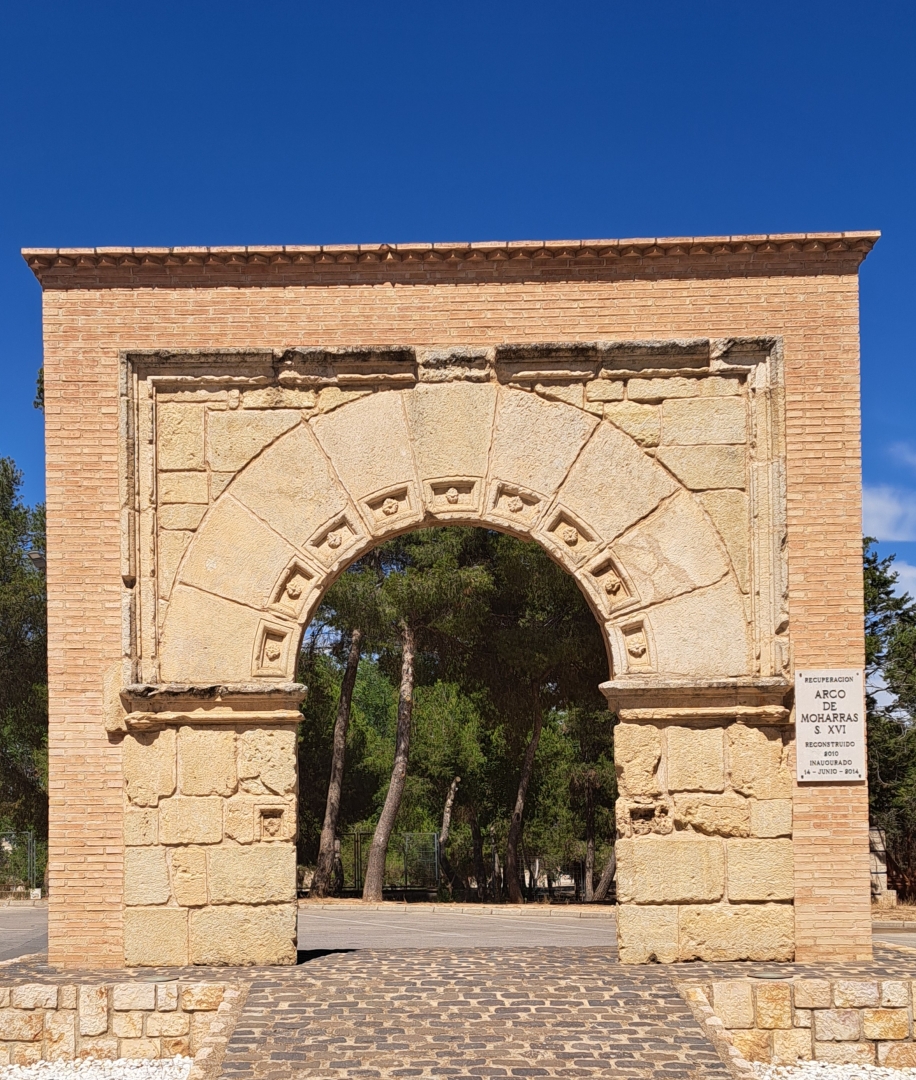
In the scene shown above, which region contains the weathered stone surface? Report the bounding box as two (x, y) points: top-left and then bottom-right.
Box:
(727, 839), (794, 902)
(772, 1029), (813, 1063)
(158, 503), (208, 531)
(880, 980), (909, 1007)
(603, 401), (659, 446)
(406, 381), (497, 481)
(178, 727), (237, 797)
(646, 579), (750, 677)
(674, 794), (750, 837)
(729, 1029), (772, 1062)
(78, 985), (109, 1037)
(678, 903), (794, 962)
(118, 1037), (161, 1060)
(208, 844), (296, 904)
(44, 1010), (76, 1059)
(697, 489), (749, 591)
(157, 529), (194, 598)
(585, 379), (625, 402)
(793, 979), (831, 1009)
(206, 409), (300, 473)
(227, 424), (350, 551)
(162, 1036), (192, 1058)
(159, 586), (264, 683)
(123, 907), (189, 967)
(123, 730), (176, 808)
(124, 806), (158, 846)
(655, 445), (746, 490)
(616, 838), (724, 903)
(615, 903), (678, 963)
(112, 1011), (144, 1038)
(158, 403), (206, 471)
(189, 903), (297, 965)
(879, 1042), (916, 1067)
(170, 847), (208, 907)
(9, 1044), (42, 1066)
(0, 1009), (43, 1041)
(535, 382), (584, 408)
(755, 982), (792, 1028)
(661, 396), (747, 446)
(77, 1037), (118, 1060)
(157, 983), (178, 1011)
(728, 725), (792, 799)
(158, 470), (208, 505)
(59, 987), (76, 1010)
(814, 1041), (874, 1065)
(159, 795), (223, 845)
(112, 983), (156, 1011)
(10, 984), (57, 1009)
(814, 1009), (861, 1041)
(749, 799), (792, 838)
(224, 795), (294, 844)
(146, 1011), (191, 1037)
(666, 726), (725, 792)
(834, 980), (879, 1007)
(710, 981), (753, 1028)
(558, 420), (677, 543)
(180, 984), (225, 1011)
(795, 1009), (812, 1028)
(237, 727), (297, 795)
(863, 1009), (909, 1040)
(627, 375), (742, 401)
(124, 847), (171, 906)
(614, 723), (662, 797)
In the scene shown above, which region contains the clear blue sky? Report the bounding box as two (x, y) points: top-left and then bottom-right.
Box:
(2, 3), (915, 587)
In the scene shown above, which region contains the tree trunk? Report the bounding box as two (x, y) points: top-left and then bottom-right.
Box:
(438, 776), (461, 896)
(505, 701), (545, 903)
(584, 791), (596, 902)
(592, 846), (616, 902)
(470, 811), (487, 901)
(362, 623), (415, 901)
(311, 628), (362, 898)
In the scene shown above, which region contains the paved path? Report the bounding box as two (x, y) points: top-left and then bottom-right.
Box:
(220, 948), (731, 1080)
(0, 904), (47, 962)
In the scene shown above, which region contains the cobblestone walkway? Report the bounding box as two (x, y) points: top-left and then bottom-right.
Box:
(219, 948), (732, 1080)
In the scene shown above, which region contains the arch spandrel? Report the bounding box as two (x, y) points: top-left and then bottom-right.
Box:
(145, 342), (782, 687)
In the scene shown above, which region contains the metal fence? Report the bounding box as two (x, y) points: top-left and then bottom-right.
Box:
(0, 831), (37, 896)
(341, 832), (439, 893)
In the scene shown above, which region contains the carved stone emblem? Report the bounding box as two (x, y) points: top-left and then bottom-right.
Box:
(561, 525), (579, 546)
(327, 530), (343, 549)
(286, 582), (302, 600)
(445, 487), (460, 504)
(265, 642), (282, 663)
(604, 572), (623, 596)
(507, 495), (524, 513)
(381, 498), (400, 516)
(627, 635), (647, 658)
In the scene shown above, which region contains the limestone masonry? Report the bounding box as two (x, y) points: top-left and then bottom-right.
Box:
(24, 233), (877, 967)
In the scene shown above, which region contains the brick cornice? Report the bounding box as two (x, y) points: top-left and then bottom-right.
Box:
(21, 232), (879, 286)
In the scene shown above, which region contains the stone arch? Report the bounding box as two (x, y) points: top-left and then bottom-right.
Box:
(157, 381), (751, 685)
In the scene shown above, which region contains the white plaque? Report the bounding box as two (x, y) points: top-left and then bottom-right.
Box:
(795, 669), (865, 782)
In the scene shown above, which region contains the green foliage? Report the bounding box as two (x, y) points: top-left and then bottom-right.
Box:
(0, 459), (48, 835)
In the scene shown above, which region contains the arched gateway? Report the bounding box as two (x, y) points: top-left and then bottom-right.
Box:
(25, 233), (877, 968)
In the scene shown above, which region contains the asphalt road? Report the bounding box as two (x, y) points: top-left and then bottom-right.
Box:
(0, 905), (48, 962)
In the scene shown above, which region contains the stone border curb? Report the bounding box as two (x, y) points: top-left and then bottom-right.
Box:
(678, 983), (757, 1080)
(186, 981), (249, 1080)
(874, 922), (916, 931)
(297, 901), (618, 918)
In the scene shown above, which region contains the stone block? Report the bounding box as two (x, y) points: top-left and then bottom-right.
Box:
(644, 578), (750, 678)
(208, 844), (296, 904)
(585, 379), (625, 402)
(710, 981), (753, 1028)
(146, 1011), (190, 1037)
(406, 381), (497, 481)
(678, 903), (794, 962)
(0, 1009), (44, 1041)
(157, 529), (194, 598)
(9, 1044), (42, 1065)
(879, 1042), (916, 1067)
(673, 794), (750, 837)
(170, 847), (208, 907)
(156, 983), (178, 1012)
(112, 1011), (144, 1038)
(833, 980), (879, 1007)
(755, 982), (792, 1028)
(794, 1010), (812, 1028)
(603, 401), (659, 446)
(863, 1009), (909, 1040)
(772, 1028), (813, 1063)
(162, 1037), (192, 1057)
(158, 504), (208, 531)
(627, 376), (742, 402)
(112, 984), (156, 1011)
(793, 979), (831, 1009)
(666, 727), (725, 792)
(78, 1037), (118, 1059)
(814, 1042), (875, 1065)
(159, 796), (223, 845)
(59, 986), (76, 1009)
(180, 984), (225, 1011)
(616, 904), (678, 964)
(178, 728), (237, 797)
(697, 489), (749, 591)
(729, 1029), (771, 1062)
(814, 1009), (861, 1041)
(189, 1011), (217, 1053)
(158, 471), (208, 505)
(206, 409), (300, 473)
(880, 981), (909, 1007)
(661, 396), (747, 445)
(237, 727), (297, 796)
(10, 984), (57, 1009)
(749, 800), (792, 838)
(123, 907), (189, 967)
(119, 1037), (161, 1059)
(123, 730), (176, 808)
(224, 796), (294, 844)
(124, 847), (171, 906)
(616, 838), (724, 903)
(78, 985), (109, 1037)
(654, 445), (746, 490)
(614, 724), (661, 797)
(45, 1011), (76, 1059)
(158, 403), (205, 471)
(124, 806), (158, 846)
(189, 903), (297, 965)
(0, 989), (7, 1007)
(158, 586), (264, 683)
(727, 839), (794, 902)
(728, 725), (792, 799)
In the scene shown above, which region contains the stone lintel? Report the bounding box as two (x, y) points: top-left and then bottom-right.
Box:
(601, 677), (792, 719)
(119, 683), (306, 731)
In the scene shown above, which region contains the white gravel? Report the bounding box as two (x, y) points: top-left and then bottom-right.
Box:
(754, 1063), (916, 1080)
(0, 1058), (191, 1080)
